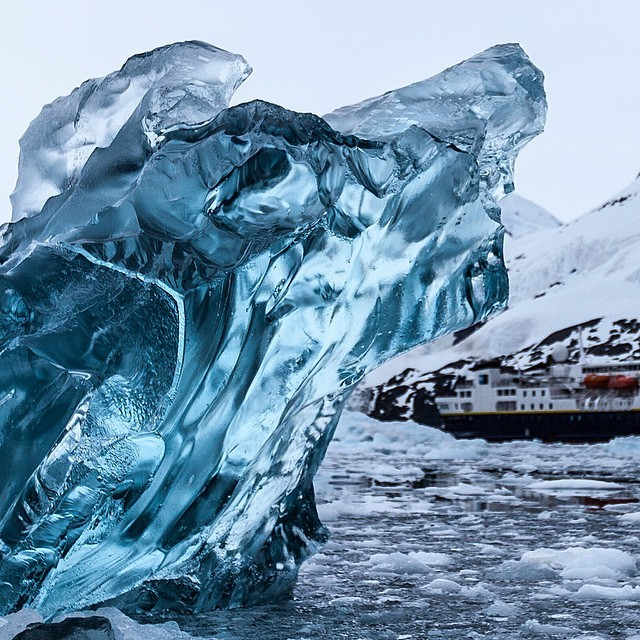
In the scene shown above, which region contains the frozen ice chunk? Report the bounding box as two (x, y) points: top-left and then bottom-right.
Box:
(366, 551), (451, 574)
(0, 41), (545, 617)
(325, 43), (546, 203)
(621, 512), (640, 524)
(521, 619), (579, 636)
(574, 584), (640, 601)
(520, 547), (637, 580)
(423, 578), (463, 593)
(0, 609), (43, 638)
(527, 479), (625, 492)
(0, 607), (202, 639)
(486, 560), (559, 582)
(10, 41), (251, 222)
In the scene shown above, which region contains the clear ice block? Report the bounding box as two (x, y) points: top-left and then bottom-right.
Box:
(0, 41), (545, 617)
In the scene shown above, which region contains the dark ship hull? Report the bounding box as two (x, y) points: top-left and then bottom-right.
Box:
(441, 409), (640, 443)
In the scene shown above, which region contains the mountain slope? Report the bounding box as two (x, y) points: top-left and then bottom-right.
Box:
(500, 192), (561, 239)
(358, 179), (640, 421)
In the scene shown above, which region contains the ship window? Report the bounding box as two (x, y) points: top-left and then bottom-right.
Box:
(461, 402), (472, 412)
(550, 403), (553, 409)
(530, 404), (535, 410)
(540, 403), (544, 410)
(511, 389), (517, 396)
(479, 374), (488, 385)
(541, 390), (545, 396)
(439, 403), (450, 411)
(532, 390), (536, 397)
(521, 404), (525, 410)
(496, 401), (517, 411)
(497, 389), (502, 396)
(524, 391), (527, 397)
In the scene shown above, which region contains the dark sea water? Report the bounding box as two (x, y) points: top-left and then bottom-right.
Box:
(175, 413), (640, 640)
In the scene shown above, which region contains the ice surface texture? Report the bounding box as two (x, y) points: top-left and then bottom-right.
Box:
(0, 41), (545, 617)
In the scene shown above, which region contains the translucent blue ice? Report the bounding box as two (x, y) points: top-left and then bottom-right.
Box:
(0, 41), (545, 617)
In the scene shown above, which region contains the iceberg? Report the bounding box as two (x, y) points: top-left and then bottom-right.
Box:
(0, 41), (545, 617)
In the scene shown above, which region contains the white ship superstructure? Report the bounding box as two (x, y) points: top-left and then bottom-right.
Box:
(436, 361), (640, 416)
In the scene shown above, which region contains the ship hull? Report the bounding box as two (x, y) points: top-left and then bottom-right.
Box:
(439, 410), (640, 443)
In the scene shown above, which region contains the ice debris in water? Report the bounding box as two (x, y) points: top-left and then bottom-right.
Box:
(0, 607), (203, 639)
(0, 40), (545, 617)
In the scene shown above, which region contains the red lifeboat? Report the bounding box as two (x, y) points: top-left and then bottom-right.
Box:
(609, 375), (639, 391)
(583, 373), (610, 389)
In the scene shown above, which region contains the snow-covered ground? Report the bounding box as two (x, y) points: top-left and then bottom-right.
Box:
(4, 411), (640, 639)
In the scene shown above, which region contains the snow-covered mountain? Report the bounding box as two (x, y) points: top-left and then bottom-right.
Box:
(357, 177), (640, 422)
(500, 192), (561, 239)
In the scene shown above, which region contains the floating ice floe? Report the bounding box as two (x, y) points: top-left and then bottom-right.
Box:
(366, 551), (452, 575)
(526, 479), (625, 492)
(520, 547), (637, 580)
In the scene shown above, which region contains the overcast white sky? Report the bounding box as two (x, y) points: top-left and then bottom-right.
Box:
(1, 0), (639, 223)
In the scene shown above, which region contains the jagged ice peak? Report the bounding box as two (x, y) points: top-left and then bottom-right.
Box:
(0, 41), (545, 617)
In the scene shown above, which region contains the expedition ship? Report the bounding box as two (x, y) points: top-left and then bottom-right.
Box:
(435, 360), (640, 442)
